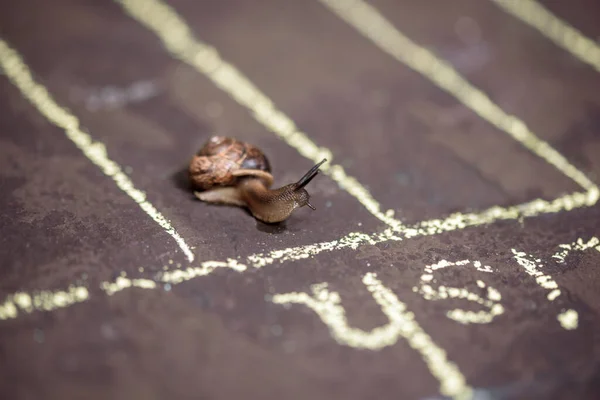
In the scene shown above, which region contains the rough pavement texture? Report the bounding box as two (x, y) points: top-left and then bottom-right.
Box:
(1, 1), (600, 399)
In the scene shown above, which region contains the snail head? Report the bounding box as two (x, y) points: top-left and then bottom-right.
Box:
(290, 158), (327, 210)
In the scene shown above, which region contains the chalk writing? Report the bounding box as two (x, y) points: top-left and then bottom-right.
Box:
(413, 260), (504, 325)
(273, 273), (472, 400)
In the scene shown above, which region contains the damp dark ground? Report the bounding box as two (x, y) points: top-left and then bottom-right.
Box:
(1, 1), (600, 399)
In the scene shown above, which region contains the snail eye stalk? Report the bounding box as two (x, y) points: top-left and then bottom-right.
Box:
(294, 158), (327, 190)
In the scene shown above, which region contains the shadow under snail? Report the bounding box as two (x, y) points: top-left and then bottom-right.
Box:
(188, 136), (327, 223)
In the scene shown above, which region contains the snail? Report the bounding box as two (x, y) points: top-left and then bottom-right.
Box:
(188, 136), (327, 223)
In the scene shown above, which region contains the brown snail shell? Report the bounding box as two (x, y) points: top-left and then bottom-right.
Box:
(189, 136), (273, 190)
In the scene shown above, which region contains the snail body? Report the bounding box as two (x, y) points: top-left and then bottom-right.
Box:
(189, 136), (326, 223)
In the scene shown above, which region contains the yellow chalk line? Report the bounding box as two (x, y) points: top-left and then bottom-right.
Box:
(2, 3), (595, 394)
(0, 286), (89, 320)
(10, 234), (597, 322)
(104, 258), (248, 296)
(491, 0), (600, 74)
(118, 196), (588, 281)
(273, 273), (472, 399)
(245, 189), (597, 268)
(113, 0), (599, 266)
(101, 276), (158, 295)
(114, 0), (405, 232)
(0, 258), (248, 319)
(318, 0), (598, 195)
(2, 189), (592, 321)
(557, 309), (578, 331)
(0, 38), (195, 262)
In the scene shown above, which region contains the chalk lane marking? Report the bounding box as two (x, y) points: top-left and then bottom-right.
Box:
(114, 0), (405, 232)
(491, 0), (600, 74)
(7, 235), (597, 322)
(111, 0), (599, 267)
(0, 286), (89, 320)
(2, 22), (596, 334)
(272, 273), (472, 400)
(2, 2), (598, 396)
(243, 190), (598, 269)
(317, 0), (597, 197)
(2, 197), (595, 319)
(0, 38), (195, 262)
(133, 189), (599, 286)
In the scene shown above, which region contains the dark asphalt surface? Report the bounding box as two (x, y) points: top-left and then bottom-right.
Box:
(1, 1), (600, 399)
